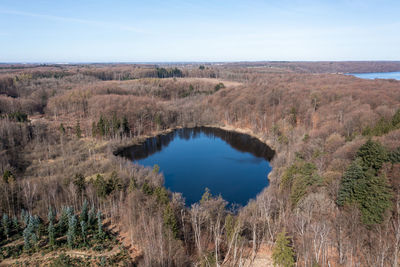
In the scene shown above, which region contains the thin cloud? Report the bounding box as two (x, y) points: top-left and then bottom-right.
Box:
(0, 8), (144, 33)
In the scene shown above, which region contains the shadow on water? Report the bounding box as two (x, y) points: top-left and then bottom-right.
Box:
(116, 127), (275, 162)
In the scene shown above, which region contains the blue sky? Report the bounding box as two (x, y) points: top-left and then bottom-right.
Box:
(0, 0), (399, 62)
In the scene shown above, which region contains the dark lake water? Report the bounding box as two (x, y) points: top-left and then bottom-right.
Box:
(118, 127), (274, 206)
(348, 71), (400, 80)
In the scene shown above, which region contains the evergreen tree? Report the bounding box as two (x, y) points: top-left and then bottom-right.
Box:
(97, 211), (104, 240)
(30, 232), (38, 251)
(59, 123), (66, 135)
(356, 139), (388, 172)
(111, 113), (121, 136)
(128, 176), (137, 192)
(155, 186), (169, 205)
(67, 214), (77, 248)
(337, 159), (392, 225)
(23, 216), (34, 251)
(200, 187), (212, 204)
(58, 207), (69, 235)
(107, 171), (122, 194)
(142, 182), (153, 195)
(73, 173), (86, 197)
(214, 82), (225, 92)
(272, 229), (295, 267)
(153, 164), (160, 174)
(355, 172), (392, 225)
(48, 220), (55, 247)
(75, 121), (82, 138)
(2, 214), (10, 239)
(48, 207), (56, 246)
(392, 109), (400, 127)
(21, 209), (29, 227)
(88, 205), (96, 228)
(122, 116), (130, 135)
(94, 174), (107, 198)
(97, 116), (106, 137)
(48, 207), (56, 223)
(389, 147), (400, 164)
(154, 113), (162, 129)
(12, 216), (19, 233)
(163, 204), (178, 238)
(91, 121), (97, 137)
(23, 226), (31, 251)
(31, 215), (41, 244)
(80, 220), (87, 244)
(337, 159), (365, 206)
(2, 170), (13, 184)
(80, 199), (89, 223)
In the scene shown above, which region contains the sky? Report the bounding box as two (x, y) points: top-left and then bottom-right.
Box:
(0, 0), (399, 62)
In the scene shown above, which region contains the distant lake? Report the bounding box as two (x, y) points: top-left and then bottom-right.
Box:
(118, 127), (274, 206)
(348, 72), (400, 80)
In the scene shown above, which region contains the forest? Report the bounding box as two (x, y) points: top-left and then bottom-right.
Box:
(1, 62), (400, 266)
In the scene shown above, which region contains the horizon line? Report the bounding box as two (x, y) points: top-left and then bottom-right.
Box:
(2, 60), (400, 65)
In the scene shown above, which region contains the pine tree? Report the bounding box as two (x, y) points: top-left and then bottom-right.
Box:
(21, 209), (29, 227)
(23, 216), (34, 251)
(94, 174), (107, 198)
(2, 214), (10, 239)
(80, 199), (88, 223)
(23, 226), (31, 251)
(97, 116), (106, 137)
(337, 159), (393, 225)
(337, 159), (365, 206)
(389, 147), (400, 164)
(48, 221), (55, 247)
(48, 207), (56, 246)
(31, 215), (41, 247)
(80, 220), (87, 244)
(128, 176), (137, 192)
(73, 173), (86, 197)
(392, 109), (400, 127)
(200, 187), (212, 204)
(111, 113), (121, 137)
(48, 207), (56, 224)
(163, 204), (178, 238)
(355, 171), (392, 225)
(97, 211), (104, 240)
(107, 171), (122, 194)
(88, 205), (96, 228)
(12, 216), (19, 233)
(67, 214), (77, 248)
(272, 229), (295, 267)
(356, 139), (388, 172)
(122, 116), (130, 135)
(58, 207), (70, 235)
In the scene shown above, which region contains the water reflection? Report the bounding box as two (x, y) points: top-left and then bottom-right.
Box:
(117, 127), (275, 162)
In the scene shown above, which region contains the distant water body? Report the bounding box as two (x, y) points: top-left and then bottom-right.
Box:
(348, 72), (400, 80)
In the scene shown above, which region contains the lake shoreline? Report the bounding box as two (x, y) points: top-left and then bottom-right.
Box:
(114, 124), (276, 160)
(114, 125), (276, 205)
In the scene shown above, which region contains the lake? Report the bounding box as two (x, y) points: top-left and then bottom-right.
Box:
(348, 71), (400, 80)
(118, 127), (274, 206)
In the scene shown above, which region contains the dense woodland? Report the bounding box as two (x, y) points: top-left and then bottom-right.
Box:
(1, 62), (400, 266)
